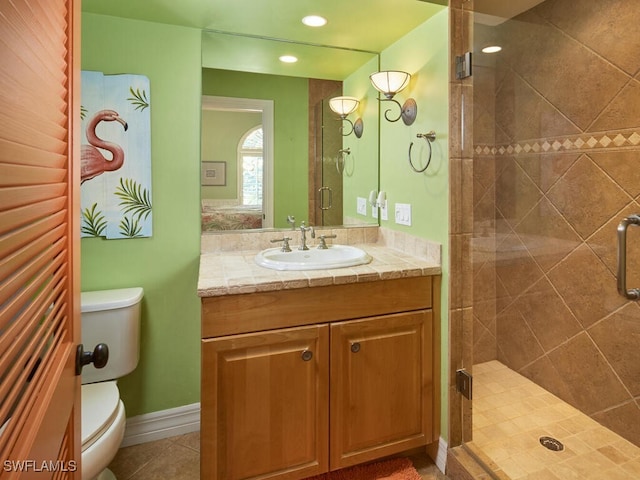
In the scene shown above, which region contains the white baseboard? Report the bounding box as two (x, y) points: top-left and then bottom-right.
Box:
(121, 403), (200, 447)
(435, 437), (448, 473)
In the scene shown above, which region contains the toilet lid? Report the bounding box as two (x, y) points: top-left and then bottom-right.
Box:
(81, 381), (120, 447)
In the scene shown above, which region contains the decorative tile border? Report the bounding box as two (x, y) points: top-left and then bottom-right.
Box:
(475, 130), (640, 156)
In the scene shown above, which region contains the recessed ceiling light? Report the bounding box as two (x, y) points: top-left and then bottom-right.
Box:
(302, 15), (327, 27)
(279, 55), (298, 63)
(482, 45), (502, 53)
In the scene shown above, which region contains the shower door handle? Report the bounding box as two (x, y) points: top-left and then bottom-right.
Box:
(616, 215), (640, 300)
(318, 186), (332, 210)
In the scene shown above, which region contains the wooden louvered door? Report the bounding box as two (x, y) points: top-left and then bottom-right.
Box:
(0, 0), (81, 478)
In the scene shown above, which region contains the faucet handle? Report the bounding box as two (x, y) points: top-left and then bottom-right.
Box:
(270, 236), (292, 252)
(317, 234), (337, 249)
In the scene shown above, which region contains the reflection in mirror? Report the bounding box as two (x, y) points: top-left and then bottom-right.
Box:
(311, 82), (343, 227)
(201, 95), (274, 231)
(201, 30), (379, 233)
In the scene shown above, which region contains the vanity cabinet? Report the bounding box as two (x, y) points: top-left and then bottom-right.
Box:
(201, 276), (439, 480)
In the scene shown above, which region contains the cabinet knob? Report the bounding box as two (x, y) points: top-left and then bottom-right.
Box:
(301, 350), (313, 361)
(350, 342), (361, 353)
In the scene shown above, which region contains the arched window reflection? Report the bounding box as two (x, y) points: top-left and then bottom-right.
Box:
(238, 126), (263, 206)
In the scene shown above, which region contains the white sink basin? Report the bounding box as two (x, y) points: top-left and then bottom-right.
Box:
(255, 244), (372, 271)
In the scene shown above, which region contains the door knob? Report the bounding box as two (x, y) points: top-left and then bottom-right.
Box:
(75, 343), (109, 375)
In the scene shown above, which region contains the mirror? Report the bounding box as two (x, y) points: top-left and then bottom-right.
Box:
(200, 30), (379, 232)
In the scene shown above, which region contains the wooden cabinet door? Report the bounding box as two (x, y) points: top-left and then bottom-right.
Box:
(201, 325), (329, 480)
(330, 311), (433, 470)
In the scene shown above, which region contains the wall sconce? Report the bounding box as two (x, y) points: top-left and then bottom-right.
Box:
(329, 96), (363, 138)
(369, 70), (417, 125)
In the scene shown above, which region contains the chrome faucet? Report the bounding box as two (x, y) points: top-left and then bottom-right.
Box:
(299, 221), (315, 250)
(286, 215), (296, 230)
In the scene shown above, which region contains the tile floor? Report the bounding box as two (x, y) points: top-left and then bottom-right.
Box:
(108, 431), (448, 480)
(108, 432), (200, 480)
(469, 361), (640, 479)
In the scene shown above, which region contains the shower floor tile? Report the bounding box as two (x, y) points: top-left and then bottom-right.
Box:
(469, 361), (640, 480)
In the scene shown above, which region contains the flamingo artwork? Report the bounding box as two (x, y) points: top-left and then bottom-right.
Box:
(81, 109), (128, 184)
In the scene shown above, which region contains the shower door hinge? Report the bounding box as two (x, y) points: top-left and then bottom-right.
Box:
(456, 369), (473, 400)
(456, 52), (472, 79)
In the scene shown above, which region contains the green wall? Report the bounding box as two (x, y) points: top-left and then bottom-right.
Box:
(81, 13), (203, 416)
(201, 110), (262, 200)
(378, 8), (450, 439)
(202, 69), (308, 228)
(342, 56), (380, 222)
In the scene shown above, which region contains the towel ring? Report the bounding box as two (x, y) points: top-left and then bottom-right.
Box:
(408, 131), (436, 173)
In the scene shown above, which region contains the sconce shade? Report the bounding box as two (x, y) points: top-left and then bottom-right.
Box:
(370, 71), (411, 99)
(329, 96), (359, 117)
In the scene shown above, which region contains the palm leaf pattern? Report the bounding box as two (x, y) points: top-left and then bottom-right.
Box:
(80, 105), (87, 120)
(115, 178), (152, 221)
(81, 203), (107, 237)
(127, 86), (149, 111)
(119, 216), (143, 238)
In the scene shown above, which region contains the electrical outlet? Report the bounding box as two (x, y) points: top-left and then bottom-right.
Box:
(394, 203), (411, 226)
(357, 197), (367, 216)
(372, 204), (378, 219)
(380, 199), (388, 221)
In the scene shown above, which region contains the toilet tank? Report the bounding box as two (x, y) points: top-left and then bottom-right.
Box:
(81, 287), (143, 385)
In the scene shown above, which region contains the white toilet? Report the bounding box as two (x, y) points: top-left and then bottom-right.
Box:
(80, 287), (144, 480)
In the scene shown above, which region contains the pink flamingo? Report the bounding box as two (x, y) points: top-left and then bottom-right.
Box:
(81, 109), (128, 183)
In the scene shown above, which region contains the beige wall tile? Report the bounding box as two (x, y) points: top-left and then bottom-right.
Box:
(547, 333), (629, 415)
(547, 245), (626, 328)
(546, 155), (631, 239)
(588, 303), (640, 397)
(512, 277), (581, 351)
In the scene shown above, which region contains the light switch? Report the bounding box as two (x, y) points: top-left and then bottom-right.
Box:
(380, 200), (388, 221)
(394, 203), (411, 226)
(357, 197), (367, 216)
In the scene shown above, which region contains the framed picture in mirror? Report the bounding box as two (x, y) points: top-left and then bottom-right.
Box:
(202, 161), (226, 186)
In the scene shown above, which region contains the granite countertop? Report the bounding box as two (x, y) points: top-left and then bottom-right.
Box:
(198, 228), (441, 297)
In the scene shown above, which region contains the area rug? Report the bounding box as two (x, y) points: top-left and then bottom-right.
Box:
(304, 457), (422, 480)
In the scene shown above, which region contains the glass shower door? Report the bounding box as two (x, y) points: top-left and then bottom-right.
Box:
(458, 0), (640, 477)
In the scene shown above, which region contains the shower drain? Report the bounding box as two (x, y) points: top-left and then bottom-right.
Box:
(539, 436), (564, 451)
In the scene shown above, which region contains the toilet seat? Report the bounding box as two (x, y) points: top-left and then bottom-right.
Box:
(81, 381), (126, 480)
(82, 381), (121, 449)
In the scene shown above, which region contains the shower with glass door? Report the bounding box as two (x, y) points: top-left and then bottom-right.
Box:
(450, 0), (640, 477)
